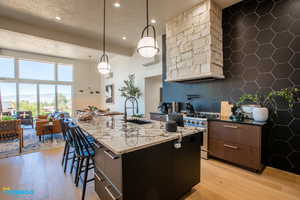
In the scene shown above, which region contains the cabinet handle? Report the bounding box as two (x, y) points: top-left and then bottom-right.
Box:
(224, 144), (238, 150)
(104, 150), (119, 160)
(95, 173), (104, 182)
(223, 125), (238, 129)
(105, 185), (120, 200)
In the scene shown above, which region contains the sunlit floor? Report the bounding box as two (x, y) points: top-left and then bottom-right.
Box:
(0, 147), (299, 200)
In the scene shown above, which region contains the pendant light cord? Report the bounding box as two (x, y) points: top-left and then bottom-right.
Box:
(146, 0), (149, 36)
(103, 0), (106, 56)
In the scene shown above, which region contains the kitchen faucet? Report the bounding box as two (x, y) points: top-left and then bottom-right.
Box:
(124, 96), (139, 122)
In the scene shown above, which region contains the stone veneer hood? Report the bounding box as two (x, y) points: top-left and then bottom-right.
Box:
(166, 0), (224, 81)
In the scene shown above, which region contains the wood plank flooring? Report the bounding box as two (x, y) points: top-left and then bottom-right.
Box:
(0, 147), (299, 200)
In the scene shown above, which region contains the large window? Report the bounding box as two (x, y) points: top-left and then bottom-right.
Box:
(19, 60), (55, 80)
(0, 57), (15, 78)
(58, 64), (73, 82)
(19, 84), (38, 116)
(0, 56), (73, 116)
(57, 85), (72, 114)
(40, 84), (56, 115)
(0, 82), (17, 114)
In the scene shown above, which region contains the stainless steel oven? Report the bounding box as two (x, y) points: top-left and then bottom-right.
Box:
(183, 112), (220, 160)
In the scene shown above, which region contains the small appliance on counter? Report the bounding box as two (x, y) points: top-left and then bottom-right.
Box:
(157, 102), (172, 114)
(165, 120), (177, 132)
(172, 102), (182, 113)
(168, 113), (184, 127)
(185, 102), (195, 116)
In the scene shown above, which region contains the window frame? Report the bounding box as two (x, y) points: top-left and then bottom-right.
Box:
(0, 56), (74, 116)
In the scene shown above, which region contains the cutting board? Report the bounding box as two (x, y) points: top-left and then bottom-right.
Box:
(221, 101), (233, 117)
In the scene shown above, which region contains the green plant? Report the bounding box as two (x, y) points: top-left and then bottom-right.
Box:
(237, 88), (300, 110)
(1, 116), (15, 121)
(88, 106), (98, 111)
(119, 74), (142, 99)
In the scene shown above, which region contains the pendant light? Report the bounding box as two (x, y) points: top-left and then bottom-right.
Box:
(137, 0), (160, 58)
(98, 0), (110, 74)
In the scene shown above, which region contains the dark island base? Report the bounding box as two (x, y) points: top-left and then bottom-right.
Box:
(95, 132), (202, 200)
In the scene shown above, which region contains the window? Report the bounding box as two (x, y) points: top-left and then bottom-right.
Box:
(0, 55), (74, 115)
(0, 82), (17, 114)
(19, 60), (55, 80)
(58, 64), (73, 82)
(39, 84), (56, 115)
(0, 57), (15, 78)
(19, 84), (38, 116)
(57, 85), (72, 114)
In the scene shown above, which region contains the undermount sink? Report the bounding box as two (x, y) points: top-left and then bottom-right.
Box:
(126, 119), (152, 125)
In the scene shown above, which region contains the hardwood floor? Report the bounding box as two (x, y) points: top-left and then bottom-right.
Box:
(0, 147), (299, 200)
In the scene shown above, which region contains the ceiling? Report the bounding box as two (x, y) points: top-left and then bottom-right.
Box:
(0, 0), (241, 59)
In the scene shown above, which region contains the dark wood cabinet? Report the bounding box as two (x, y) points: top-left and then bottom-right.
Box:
(94, 132), (202, 200)
(208, 121), (267, 172)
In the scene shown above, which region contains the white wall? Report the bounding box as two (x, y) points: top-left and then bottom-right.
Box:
(145, 75), (162, 118)
(104, 37), (163, 115)
(0, 49), (104, 112)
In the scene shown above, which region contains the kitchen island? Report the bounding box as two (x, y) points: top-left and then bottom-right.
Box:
(78, 116), (203, 200)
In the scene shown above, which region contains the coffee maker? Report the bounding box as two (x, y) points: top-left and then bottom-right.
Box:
(158, 102), (172, 114)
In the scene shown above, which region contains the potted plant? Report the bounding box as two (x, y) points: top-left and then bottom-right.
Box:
(119, 74), (142, 99)
(237, 88), (299, 122)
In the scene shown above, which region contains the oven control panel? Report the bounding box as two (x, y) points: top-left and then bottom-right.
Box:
(183, 117), (208, 128)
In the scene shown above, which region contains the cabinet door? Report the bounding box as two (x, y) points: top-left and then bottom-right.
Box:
(172, 133), (201, 199)
(209, 121), (261, 147)
(222, 142), (260, 170)
(103, 149), (123, 192)
(209, 138), (225, 158)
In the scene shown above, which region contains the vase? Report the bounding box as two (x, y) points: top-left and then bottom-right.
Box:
(252, 107), (268, 122)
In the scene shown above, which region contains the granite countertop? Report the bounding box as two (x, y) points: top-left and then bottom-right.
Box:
(78, 116), (203, 155)
(209, 116), (267, 126)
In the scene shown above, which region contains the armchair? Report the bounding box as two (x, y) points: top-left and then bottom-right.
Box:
(0, 120), (24, 153)
(35, 117), (62, 139)
(16, 111), (34, 128)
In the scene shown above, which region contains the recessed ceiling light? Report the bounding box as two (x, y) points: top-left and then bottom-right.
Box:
(113, 2), (121, 7)
(122, 36), (127, 40)
(151, 19), (156, 24)
(55, 16), (61, 21)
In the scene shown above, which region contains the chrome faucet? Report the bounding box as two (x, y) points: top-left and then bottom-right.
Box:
(124, 96), (139, 122)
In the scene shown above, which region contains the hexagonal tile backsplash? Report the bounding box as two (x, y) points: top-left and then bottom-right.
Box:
(163, 0), (300, 174)
(222, 0), (300, 174)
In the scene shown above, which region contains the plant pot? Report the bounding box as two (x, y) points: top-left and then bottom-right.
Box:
(241, 104), (260, 118)
(252, 107), (268, 122)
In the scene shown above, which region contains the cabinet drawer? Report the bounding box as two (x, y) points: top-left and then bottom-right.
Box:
(95, 170), (122, 200)
(103, 149), (123, 192)
(209, 139), (261, 170)
(208, 121), (261, 147)
(95, 147), (105, 172)
(209, 139), (225, 158)
(223, 142), (260, 170)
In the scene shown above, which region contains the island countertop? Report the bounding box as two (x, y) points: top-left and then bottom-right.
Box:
(77, 116), (203, 155)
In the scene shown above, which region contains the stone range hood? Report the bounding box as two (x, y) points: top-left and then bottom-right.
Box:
(165, 0), (224, 82)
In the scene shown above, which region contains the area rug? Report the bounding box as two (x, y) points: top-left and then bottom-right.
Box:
(0, 125), (65, 159)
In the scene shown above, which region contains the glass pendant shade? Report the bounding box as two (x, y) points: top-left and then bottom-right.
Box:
(137, 36), (159, 58)
(137, 0), (159, 58)
(97, 61), (110, 74)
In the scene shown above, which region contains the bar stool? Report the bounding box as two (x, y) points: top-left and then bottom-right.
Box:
(67, 123), (95, 200)
(60, 118), (71, 167)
